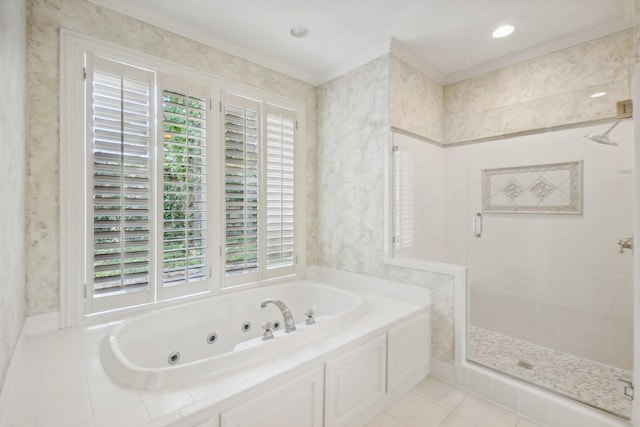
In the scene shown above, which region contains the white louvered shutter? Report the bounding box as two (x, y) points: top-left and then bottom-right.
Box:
(89, 56), (155, 311)
(264, 106), (295, 278)
(161, 83), (208, 290)
(223, 94), (261, 283)
(393, 143), (414, 257)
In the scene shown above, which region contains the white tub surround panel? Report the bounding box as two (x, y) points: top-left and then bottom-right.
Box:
(0, 270), (430, 427)
(27, 0), (318, 316)
(0, 0), (27, 396)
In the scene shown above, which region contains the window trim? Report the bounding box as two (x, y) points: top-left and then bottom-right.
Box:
(60, 29), (306, 327)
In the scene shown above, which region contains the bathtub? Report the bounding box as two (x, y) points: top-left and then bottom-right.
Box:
(101, 280), (366, 390)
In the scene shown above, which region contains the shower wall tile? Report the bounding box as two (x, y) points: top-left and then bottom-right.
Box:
(470, 288), (634, 370)
(317, 55), (456, 363)
(444, 30), (633, 143)
(26, 0), (318, 314)
(389, 55), (444, 142)
(0, 0), (27, 393)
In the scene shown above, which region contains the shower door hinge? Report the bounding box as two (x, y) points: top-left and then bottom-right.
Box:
(618, 379), (634, 400)
(83, 67), (87, 81)
(83, 283), (87, 298)
(392, 145), (399, 153)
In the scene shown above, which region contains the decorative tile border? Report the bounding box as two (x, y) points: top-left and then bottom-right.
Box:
(482, 161), (583, 214)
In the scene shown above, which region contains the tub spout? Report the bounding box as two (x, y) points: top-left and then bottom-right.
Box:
(260, 298), (296, 333)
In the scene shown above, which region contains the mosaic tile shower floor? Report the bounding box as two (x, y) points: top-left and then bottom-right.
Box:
(468, 326), (632, 420)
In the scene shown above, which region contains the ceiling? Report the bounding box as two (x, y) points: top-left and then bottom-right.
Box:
(88, 0), (633, 86)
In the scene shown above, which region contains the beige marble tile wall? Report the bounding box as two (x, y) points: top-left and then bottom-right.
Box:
(317, 55), (455, 363)
(443, 30), (634, 144)
(25, 0), (318, 315)
(0, 0), (27, 391)
(389, 55), (444, 142)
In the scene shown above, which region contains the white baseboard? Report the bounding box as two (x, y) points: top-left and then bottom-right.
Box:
(0, 311), (59, 425)
(0, 323), (25, 426)
(24, 311), (59, 335)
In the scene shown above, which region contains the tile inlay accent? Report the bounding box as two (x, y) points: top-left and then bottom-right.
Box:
(503, 181), (524, 199)
(482, 161), (583, 214)
(529, 178), (556, 199)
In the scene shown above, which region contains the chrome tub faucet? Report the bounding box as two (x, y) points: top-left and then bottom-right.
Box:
(260, 298), (297, 333)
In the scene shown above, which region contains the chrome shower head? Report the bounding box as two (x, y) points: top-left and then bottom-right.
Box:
(585, 120), (621, 146)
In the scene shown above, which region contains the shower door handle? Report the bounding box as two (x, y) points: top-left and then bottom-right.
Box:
(473, 213), (482, 238)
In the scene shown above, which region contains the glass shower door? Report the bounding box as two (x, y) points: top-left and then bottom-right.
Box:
(465, 120), (634, 419)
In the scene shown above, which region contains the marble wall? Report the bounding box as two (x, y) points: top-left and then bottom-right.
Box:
(389, 55), (443, 142)
(636, 0), (640, 62)
(444, 30), (634, 143)
(317, 56), (455, 362)
(0, 0), (27, 391)
(25, 0), (317, 314)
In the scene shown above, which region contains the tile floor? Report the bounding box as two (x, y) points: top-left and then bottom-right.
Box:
(365, 377), (544, 427)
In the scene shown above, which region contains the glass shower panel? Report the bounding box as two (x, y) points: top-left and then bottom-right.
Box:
(391, 132), (447, 263)
(465, 120), (634, 419)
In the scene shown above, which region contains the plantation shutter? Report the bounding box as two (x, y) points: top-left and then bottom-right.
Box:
(264, 106), (295, 277)
(223, 94), (261, 281)
(393, 143), (414, 258)
(89, 56), (154, 307)
(162, 83), (208, 288)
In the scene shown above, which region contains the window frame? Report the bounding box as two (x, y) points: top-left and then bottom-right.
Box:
(60, 30), (306, 327)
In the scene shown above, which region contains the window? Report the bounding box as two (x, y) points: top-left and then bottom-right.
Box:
(60, 32), (305, 323)
(88, 57), (156, 313)
(161, 82), (208, 292)
(223, 93), (296, 286)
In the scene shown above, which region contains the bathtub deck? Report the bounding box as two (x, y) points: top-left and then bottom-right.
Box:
(0, 286), (429, 426)
(467, 325), (632, 420)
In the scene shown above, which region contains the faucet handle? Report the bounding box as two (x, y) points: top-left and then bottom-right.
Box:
(618, 237), (633, 253)
(261, 322), (274, 341)
(304, 309), (315, 325)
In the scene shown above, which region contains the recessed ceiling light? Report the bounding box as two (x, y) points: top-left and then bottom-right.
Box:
(590, 91), (607, 98)
(492, 25), (514, 39)
(290, 25), (308, 38)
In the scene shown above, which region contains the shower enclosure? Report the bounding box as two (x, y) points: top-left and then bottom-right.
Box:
(391, 118), (634, 419)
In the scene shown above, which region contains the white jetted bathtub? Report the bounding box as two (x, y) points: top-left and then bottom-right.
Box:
(101, 280), (367, 390)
